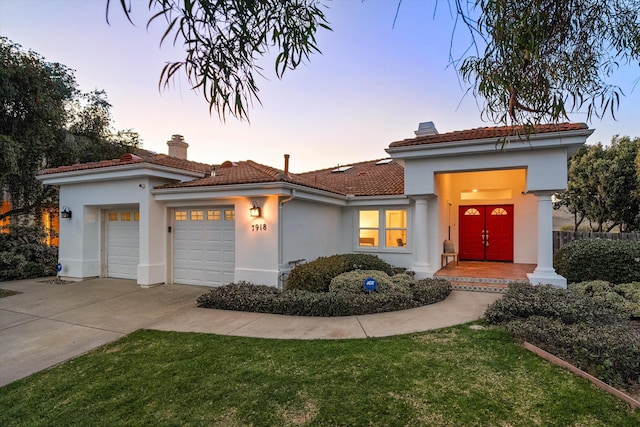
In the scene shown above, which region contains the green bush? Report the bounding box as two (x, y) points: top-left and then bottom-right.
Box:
(410, 278), (452, 305)
(569, 280), (638, 318)
(506, 316), (640, 388)
(484, 283), (628, 325)
(391, 273), (414, 288)
(197, 278), (452, 317)
(614, 282), (640, 318)
(0, 222), (58, 280)
(553, 239), (640, 284)
(329, 270), (409, 294)
(287, 254), (394, 292)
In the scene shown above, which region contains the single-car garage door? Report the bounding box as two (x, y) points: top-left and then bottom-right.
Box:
(173, 208), (235, 286)
(106, 210), (139, 279)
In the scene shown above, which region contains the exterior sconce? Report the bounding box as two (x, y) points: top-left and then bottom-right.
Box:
(249, 202), (261, 218)
(61, 206), (72, 219)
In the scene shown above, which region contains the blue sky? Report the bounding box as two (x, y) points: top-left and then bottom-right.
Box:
(1, 0), (639, 172)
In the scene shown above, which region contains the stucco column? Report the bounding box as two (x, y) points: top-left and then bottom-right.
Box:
(527, 191), (567, 287)
(412, 197), (432, 279)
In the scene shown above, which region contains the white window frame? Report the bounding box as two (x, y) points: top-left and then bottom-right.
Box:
(357, 208), (409, 250)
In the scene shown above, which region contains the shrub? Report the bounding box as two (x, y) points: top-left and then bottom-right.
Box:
(0, 222), (58, 280)
(287, 254), (393, 292)
(484, 283), (628, 325)
(391, 273), (414, 288)
(569, 280), (636, 318)
(410, 278), (452, 305)
(198, 278), (452, 316)
(615, 282), (640, 318)
(329, 270), (409, 294)
(553, 239), (640, 284)
(506, 316), (640, 388)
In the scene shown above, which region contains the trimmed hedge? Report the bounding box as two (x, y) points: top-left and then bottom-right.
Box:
(329, 270), (410, 295)
(569, 280), (640, 319)
(506, 317), (640, 388)
(287, 254), (394, 292)
(485, 283), (640, 389)
(197, 278), (451, 317)
(553, 239), (640, 284)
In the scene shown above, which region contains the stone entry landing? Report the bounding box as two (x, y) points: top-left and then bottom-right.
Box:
(435, 261), (535, 293)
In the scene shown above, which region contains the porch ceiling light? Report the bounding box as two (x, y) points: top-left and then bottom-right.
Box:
(249, 201), (261, 218)
(61, 206), (72, 219)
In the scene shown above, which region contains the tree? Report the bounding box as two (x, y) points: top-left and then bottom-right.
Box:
(0, 37), (140, 222)
(108, 0), (640, 125)
(555, 137), (640, 232)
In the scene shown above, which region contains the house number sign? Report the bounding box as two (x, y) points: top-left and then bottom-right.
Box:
(251, 223), (267, 232)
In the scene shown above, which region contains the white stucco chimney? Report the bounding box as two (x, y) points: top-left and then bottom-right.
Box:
(414, 121), (438, 137)
(167, 134), (189, 159)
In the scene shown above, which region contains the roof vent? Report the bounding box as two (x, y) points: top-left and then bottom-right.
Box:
(414, 121), (438, 137)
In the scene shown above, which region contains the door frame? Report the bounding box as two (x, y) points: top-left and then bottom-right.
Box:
(458, 204), (514, 262)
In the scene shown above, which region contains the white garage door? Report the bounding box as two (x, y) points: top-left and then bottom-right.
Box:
(106, 210), (139, 279)
(173, 208), (235, 286)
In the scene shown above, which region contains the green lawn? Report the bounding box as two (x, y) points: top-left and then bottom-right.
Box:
(1, 325), (638, 426)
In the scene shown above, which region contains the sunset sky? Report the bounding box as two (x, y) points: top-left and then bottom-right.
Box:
(2, 0), (639, 172)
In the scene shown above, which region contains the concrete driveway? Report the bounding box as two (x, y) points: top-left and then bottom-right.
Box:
(0, 277), (501, 387)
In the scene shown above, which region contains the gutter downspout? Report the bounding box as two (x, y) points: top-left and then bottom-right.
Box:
(278, 189), (296, 289)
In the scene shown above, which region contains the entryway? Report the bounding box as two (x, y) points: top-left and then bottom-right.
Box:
(459, 205), (514, 262)
(435, 261), (535, 293)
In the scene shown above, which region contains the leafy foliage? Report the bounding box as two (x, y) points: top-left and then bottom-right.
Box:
(459, 0), (640, 127)
(485, 283), (640, 388)
(109, 1), (640, 125)
(555, 137), (640, 232)
(329, 270), (410, 295)
(570, 280), (640, 318)
(286, 253), (394, 292)
(197, 278), (450, 316)
(0, 222), (58, 280)
(553, 239), (640, 284)
(109, 0), (330, 121)
(0, 37), (140, 223)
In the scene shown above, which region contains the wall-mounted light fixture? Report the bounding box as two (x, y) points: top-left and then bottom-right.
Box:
(249, 201), (261, 218)
(61, 206), (72, 219)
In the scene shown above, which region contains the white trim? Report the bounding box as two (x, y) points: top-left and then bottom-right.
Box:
(38, 163), (205, 185)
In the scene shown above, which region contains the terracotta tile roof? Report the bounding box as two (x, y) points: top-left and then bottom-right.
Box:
(299, 159), (404, 196)
(388, 122), (589, 148)
(157, 158), (405, 197)
(42, 150), (212, 175)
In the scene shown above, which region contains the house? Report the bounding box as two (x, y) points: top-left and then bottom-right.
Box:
(0, 194), (59, 246)
(38, 122), (593, 288)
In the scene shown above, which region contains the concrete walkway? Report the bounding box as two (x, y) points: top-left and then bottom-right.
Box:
(0, 278), (501, 387)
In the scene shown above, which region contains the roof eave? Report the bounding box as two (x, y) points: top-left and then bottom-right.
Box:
(37, 162), (206, 185)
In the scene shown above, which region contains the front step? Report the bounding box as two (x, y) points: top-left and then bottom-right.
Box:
(437, 275), (527, 294)
(449, 281), (509, 293)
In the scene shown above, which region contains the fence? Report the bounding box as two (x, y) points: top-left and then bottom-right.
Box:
(553, 231), (640, 254)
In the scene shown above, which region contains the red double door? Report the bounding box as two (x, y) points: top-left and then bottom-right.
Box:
(459, 205), (514, 262)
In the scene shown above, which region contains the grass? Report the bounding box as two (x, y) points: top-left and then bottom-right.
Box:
(0, 288), (19, 298)
(1, 325), (639, 426)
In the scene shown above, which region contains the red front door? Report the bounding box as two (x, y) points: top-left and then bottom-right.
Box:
(459, 205), (514, 262)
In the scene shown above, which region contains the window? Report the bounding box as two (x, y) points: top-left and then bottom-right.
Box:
(207, 210), (221, 221)
(121, 212), (131, 221)
(359, 210), (379, 246)
(491, 207), (508, 216)
(385, 210), (407, 247)
(133, 212), (140, 221)
(464, 208), (480, 216)
(175, 211), (187, 221)
(108, 212), (119, 221)
(190, 210), (203, 220)
(358, 209), (407, 248)
(224, 210), (235, 221)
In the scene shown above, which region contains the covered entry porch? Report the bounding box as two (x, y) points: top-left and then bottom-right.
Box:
(435, 261), (536, 293)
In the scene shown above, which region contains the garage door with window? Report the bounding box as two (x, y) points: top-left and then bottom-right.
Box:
(173, 208), (235, 286)
(106, 210), (140, 279)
